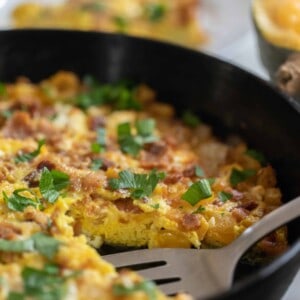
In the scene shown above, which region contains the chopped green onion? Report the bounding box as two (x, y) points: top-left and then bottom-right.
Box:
(192, 206), (206, 214)
(182, 179), (212, 206)
(230, 168), (256, 187)
(195, 166), (205, 177)
(91, 127), (106, 153)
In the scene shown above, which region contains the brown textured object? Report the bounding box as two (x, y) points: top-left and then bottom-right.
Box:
(276, 53), (300, 97)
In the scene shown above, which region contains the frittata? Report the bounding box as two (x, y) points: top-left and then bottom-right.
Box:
(12, 0), (206, 48)
(0, 71), (287, 299)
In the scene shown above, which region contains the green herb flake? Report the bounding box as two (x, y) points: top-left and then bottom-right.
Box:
(90, 158), (103, 170)
(192, 206), (206, 214)
(150, 203), (160, 209)
(7, 292), (24, 300)
(109, 169), (165, 199)
(218, 191), (232, 203)
(91, 127), (106, 153)
(195, 166), (205, 177)
(113, 280), (157, 300)
(20, 264), (67, 300)
(145, 3), (166, 22)
(3, 189), (40, 212)
(39, 168), (70, 203)
(15, 139), (45, 163)
(182, 110), (201, 128)
(181, 179), (212, 206)
(0, 233), (60, 259)
(230, 168), (256, 187)
(0, 82), (6, 96)
(245, 149), (267, 165)
(0, 238), (35, 253)
(31, 233), (61, 260)
(136, 119), (156, 137)
(114, 16), (128, 32)
(76, 77), (141, 111)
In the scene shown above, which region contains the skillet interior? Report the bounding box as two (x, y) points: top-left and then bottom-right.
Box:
(0, 29), (299, 300)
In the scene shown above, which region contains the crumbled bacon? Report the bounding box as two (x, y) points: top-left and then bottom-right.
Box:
(0, 222), (21, 240)
(144, 142), (167, 156)
(231, 207), (249, 222)
(239, 201), (258, 211)
(37, 160), (56, 171)
(114, 198), (142, 214)
(164, 173), (183, 184)
(23, 170), (39, 187)
(88, 115), (106, 130)
(181, 213), (201, 231)
(2, 111), (33, 138)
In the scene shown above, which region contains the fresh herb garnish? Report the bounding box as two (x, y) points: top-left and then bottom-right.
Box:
(0, 82), (6, 96)
(76, 77), (141, 110)
(114, 16), (128, 31)
(8, 263), (79, 300)
(0, 233), (60, 260)
(91, 127), (106, 153)
(90, 158), (103, 170)
(109, 169), (165, 199)
(145, 3), (166, 22)
(112, 280), (157, 300)
(3, 189), (40, 212)
(39, 168), (70, 203)
(181, 179), (212, 206)
(192, 206), (206, 214)
(218, 191), (232, 203)
(15, 139), (45, 163)
(150, 203), (160, 209)
(195, 166), (205, 177)
(117, 119), (157, 156)
(182, 110), (201, 128)
(230, 168), (256, 187)
(245, 149), (267, 165)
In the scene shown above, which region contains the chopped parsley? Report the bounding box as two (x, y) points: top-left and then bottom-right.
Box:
(182, 179), (212, 206)
(182, 110), (201, 128)
(90, 158), (103, 170)
(39, 168), (70, 203)
(218, 191), (232, 203)
(3, 189), (40, 212)
(0, 233), (60, 260)
(109, 169), (165, 199)
(195, 166), (205, 177)
(112, 280), (157, 300)
(150, 203), (160, 209)
(245, 149), (267, 165)
(230, 168), (256, 187)
(76, 76), (141, 110)
(91, 127), (106, 153)
(117, 119), (157, 156)
(145, 3), (166, 22)
(8, 263), (79, 300)
(15, 139), (45, 163)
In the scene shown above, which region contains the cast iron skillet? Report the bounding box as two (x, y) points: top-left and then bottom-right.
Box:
(0, 30), (299, 300)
